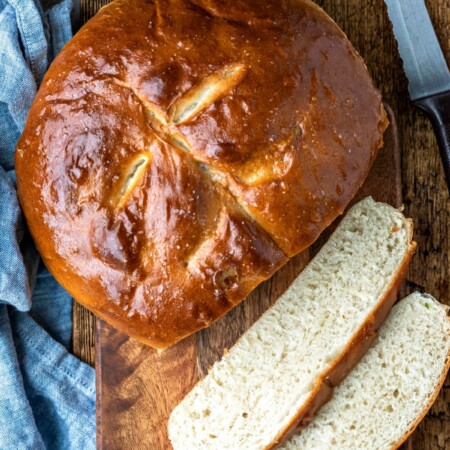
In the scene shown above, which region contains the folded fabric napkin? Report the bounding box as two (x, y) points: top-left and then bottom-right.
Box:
(0, 1), (95, 449)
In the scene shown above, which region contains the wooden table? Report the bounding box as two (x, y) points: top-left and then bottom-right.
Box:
(73, 1), (450, 448)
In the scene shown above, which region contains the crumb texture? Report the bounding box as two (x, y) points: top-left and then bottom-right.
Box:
(168, 198), (414, 450)
(280, 292), (450, 450)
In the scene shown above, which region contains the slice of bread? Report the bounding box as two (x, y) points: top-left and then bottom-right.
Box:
(168, 197), (416, 450)
(280, 292), (450, 450)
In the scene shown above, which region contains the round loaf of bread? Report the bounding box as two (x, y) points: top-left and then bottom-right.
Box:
(15, 0), (388, 349)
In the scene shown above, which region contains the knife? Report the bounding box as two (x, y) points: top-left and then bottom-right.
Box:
(385, 0), (450, 190)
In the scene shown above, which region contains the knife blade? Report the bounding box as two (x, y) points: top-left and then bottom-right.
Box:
(385, 0), (450, 190)
(385, 0), (450, 100)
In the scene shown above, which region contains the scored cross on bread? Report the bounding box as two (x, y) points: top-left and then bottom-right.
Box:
(15, 0), (388, 348)
(111, 63), (247, 208)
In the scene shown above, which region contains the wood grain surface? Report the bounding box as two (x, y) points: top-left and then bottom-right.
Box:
(73, 1), (450, 449)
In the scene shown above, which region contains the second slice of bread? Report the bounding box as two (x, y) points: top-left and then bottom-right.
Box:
(168, 197), (416, 450)
(279, 292), (450, 450)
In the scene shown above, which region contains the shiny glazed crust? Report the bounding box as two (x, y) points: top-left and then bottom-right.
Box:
(15, 0), (388, 349)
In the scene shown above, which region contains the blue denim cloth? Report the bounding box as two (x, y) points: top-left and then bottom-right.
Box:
(0, 1), (96, 449)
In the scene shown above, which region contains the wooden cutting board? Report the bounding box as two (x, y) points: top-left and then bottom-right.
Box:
(96, 105), (411, 450)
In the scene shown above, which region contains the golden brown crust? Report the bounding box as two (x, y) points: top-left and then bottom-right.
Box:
(269, 223), (417, 449)
(15, 0), (387, 348)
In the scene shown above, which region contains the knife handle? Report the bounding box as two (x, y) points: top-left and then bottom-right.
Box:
(413, 91), (450, 190)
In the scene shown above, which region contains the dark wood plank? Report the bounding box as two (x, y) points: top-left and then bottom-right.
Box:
(80, 0), (110, 23)
(72, 1), (450, 449)
(72, 301), (95, 367)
